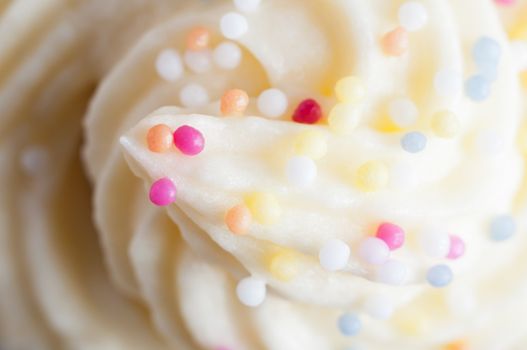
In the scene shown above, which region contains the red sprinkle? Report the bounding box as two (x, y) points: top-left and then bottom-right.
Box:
(292, 99), (322, 124)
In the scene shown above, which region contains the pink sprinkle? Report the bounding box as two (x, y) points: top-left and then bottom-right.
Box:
(447, 235), (465, 260)
(376, 222), (405, 250)
(173, 125), (205, 156)
(292, 98), (322, 124)
(495, 0), (516, 5)
(149, 177), (177, 206)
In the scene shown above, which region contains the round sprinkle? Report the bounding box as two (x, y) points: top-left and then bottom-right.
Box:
(398, 2), (428, 32)
(376, 259), (409, 285)
(213, 41), (242, 70)
(155, 49), (184, 82)
(285, 156), (317, 188)
(319, 239), (350, 272)
(431, 110), (460, 138)
(356, 161), (389, 192)
(186, 26), (210, 51)
(376, 222), (405, 250)
(328, 103), (361, 135)
(495, 0), (516, 5)
(358, 237), (390, 265)
(294, 130), (327, 160)
(421, 231), (450, 258)
(245, 192), (281, 225)
(221, 88), (249, 116)
(473, 36), (501, 64)
(434, 68), (462, 98)
(220, 12), (248, 39)
(147, 124), (173, 153)
(184, 50), (212, 73)
(335, 76), (366, 103)
(381, 27), (408, 56)
(257, 88), (288, 118)
(173, 125), (205, 156)
(180, 83), (210, 108)
(267, 248), (300, 281)
(225, 205), (252, 235)
(476, 60), (498, 82)
(149, 178), (177, 206)
(401, 131), (427, 153)
(426, 264), (453, 288)
(447, 235), (465, 260)
(388, 98), (418, 128)
(444, 340), (468, 350)
(338, 313), (361, 336)
(236, 276), (266, 307)
(292, 99), (322, 124)
(465, 75), (491, 102)
(364, 295), (394, 320)
(490, 215), (516, 241)
(233, 0), (261, 13)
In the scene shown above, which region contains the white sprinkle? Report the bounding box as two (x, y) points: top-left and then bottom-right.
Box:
(236, 276), (266, 307)
(388, 98), (418, 127)
(398, 2), (428, 32)
(511, 40), (527, 71)
(257, 88), (288, 118)
(420, 230), (450, 258)
(364, 295), (394, 320)
(179, 83), (209, 108)
(434, 68), (462, 98)
(220, 12), (248, 39)
(319, 239), (350, 272)
(213, 41), (242, 70)
(233, 0), (261, 13)
(376, 260), (409, 285)
(285, 156), (317, 188)
(155, 49), (184, 82)
(183, 49), (212, 73)
(358, 237), (390, 265)
(20, 146), (48, 175)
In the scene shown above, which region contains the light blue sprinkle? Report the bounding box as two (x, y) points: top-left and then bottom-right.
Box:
(473, 36), (501, 64)
(426, 264), (453, 288)
(490, 215), (516, 241)
(477, 60), (498, 82)
(401, 131), (427, 153)
(338, 313), (361, 336)
(465, 75), (491, 102)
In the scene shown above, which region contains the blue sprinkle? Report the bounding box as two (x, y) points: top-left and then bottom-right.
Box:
(426, 264), (453, 288)
(338, 313), (361, 336)
(490, 215), (516, 241)
(473, 36), (501, 64)
(401, 131), (427, 153)
(477, 60), (498, 82)
(465, 75), (491, 102)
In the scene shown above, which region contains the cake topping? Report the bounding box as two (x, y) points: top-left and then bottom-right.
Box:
(381, 27), (408, 57)
(398, 2), (429, 32)
(236, 276), (266, 307)
(257, 88), (289, 118)
(186, 26), (210, 51)
(213, 41), (242, 70)
(155, 49), (184, 82)
(293, 130), (328, 159)
(490, 214), (517, 241)
(401, 131), (427, 153)
(447, 235), (466, 260)
(328, 103), (360, 135)
(179, 83), (210, 107)
(244, 192), (281, 225)
(292, 98), (322, 124)
(233, 0), (261, 13)
(225, 204), (252, 235)
(465, 75), (491, 102)
(358, 237), (390, 265)
(355, 161), (389, 192)
(319, 239), (351, 272)
(220, 12), (248, 39)
(184, 49), (212, 73)
(173, 125), (205, 156)
(221, 88), (249, 116)
(338, 313), (362, 336)
(388, 97), (418, 128)
(149, 178), (177, 206)
(376, 260), (410, 285)
(431, 111), (460, 138)
(147, 124), (173, 153)
(335, 76), (366, 103)
(421, 231), (451, 258)
(364, 295), (394, 320)
(376, 222), (405, 250)
(427, 264), (453, 288)
(285, 155), (317, 188)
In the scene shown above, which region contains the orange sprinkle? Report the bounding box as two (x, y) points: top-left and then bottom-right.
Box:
(444, 340), (468, 350)
(381, 27), (408, 56)
(221, 89), (249, 116)
(225, 205), (252, 235)
(186, 26), (210, 51)
(147, 124), (173, 153)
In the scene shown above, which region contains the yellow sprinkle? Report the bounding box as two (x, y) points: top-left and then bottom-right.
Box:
(444, 340), (468, 350)
(294, 130), (327, 160)
(373, 114), (402, 133)
(328, 103), (360, 135)
(521, 71), (527, 89)
(431, 110), (460, 139)
(266, 248), (301, 281)
(245, 192), (281, 225)
(335, 76), (366, 103)
(355, 161), (389, 192)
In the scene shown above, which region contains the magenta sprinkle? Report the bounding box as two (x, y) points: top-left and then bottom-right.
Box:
(292, 98), (322, 124)
(494, 0), (516, 5)
(173, 125), (205, 156)
(376, 222), (405, 250)
(447, 235), (465, 260)
(149, 177), (177, 206)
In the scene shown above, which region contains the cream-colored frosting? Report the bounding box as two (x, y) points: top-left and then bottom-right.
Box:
(1, 0), (527, 349)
